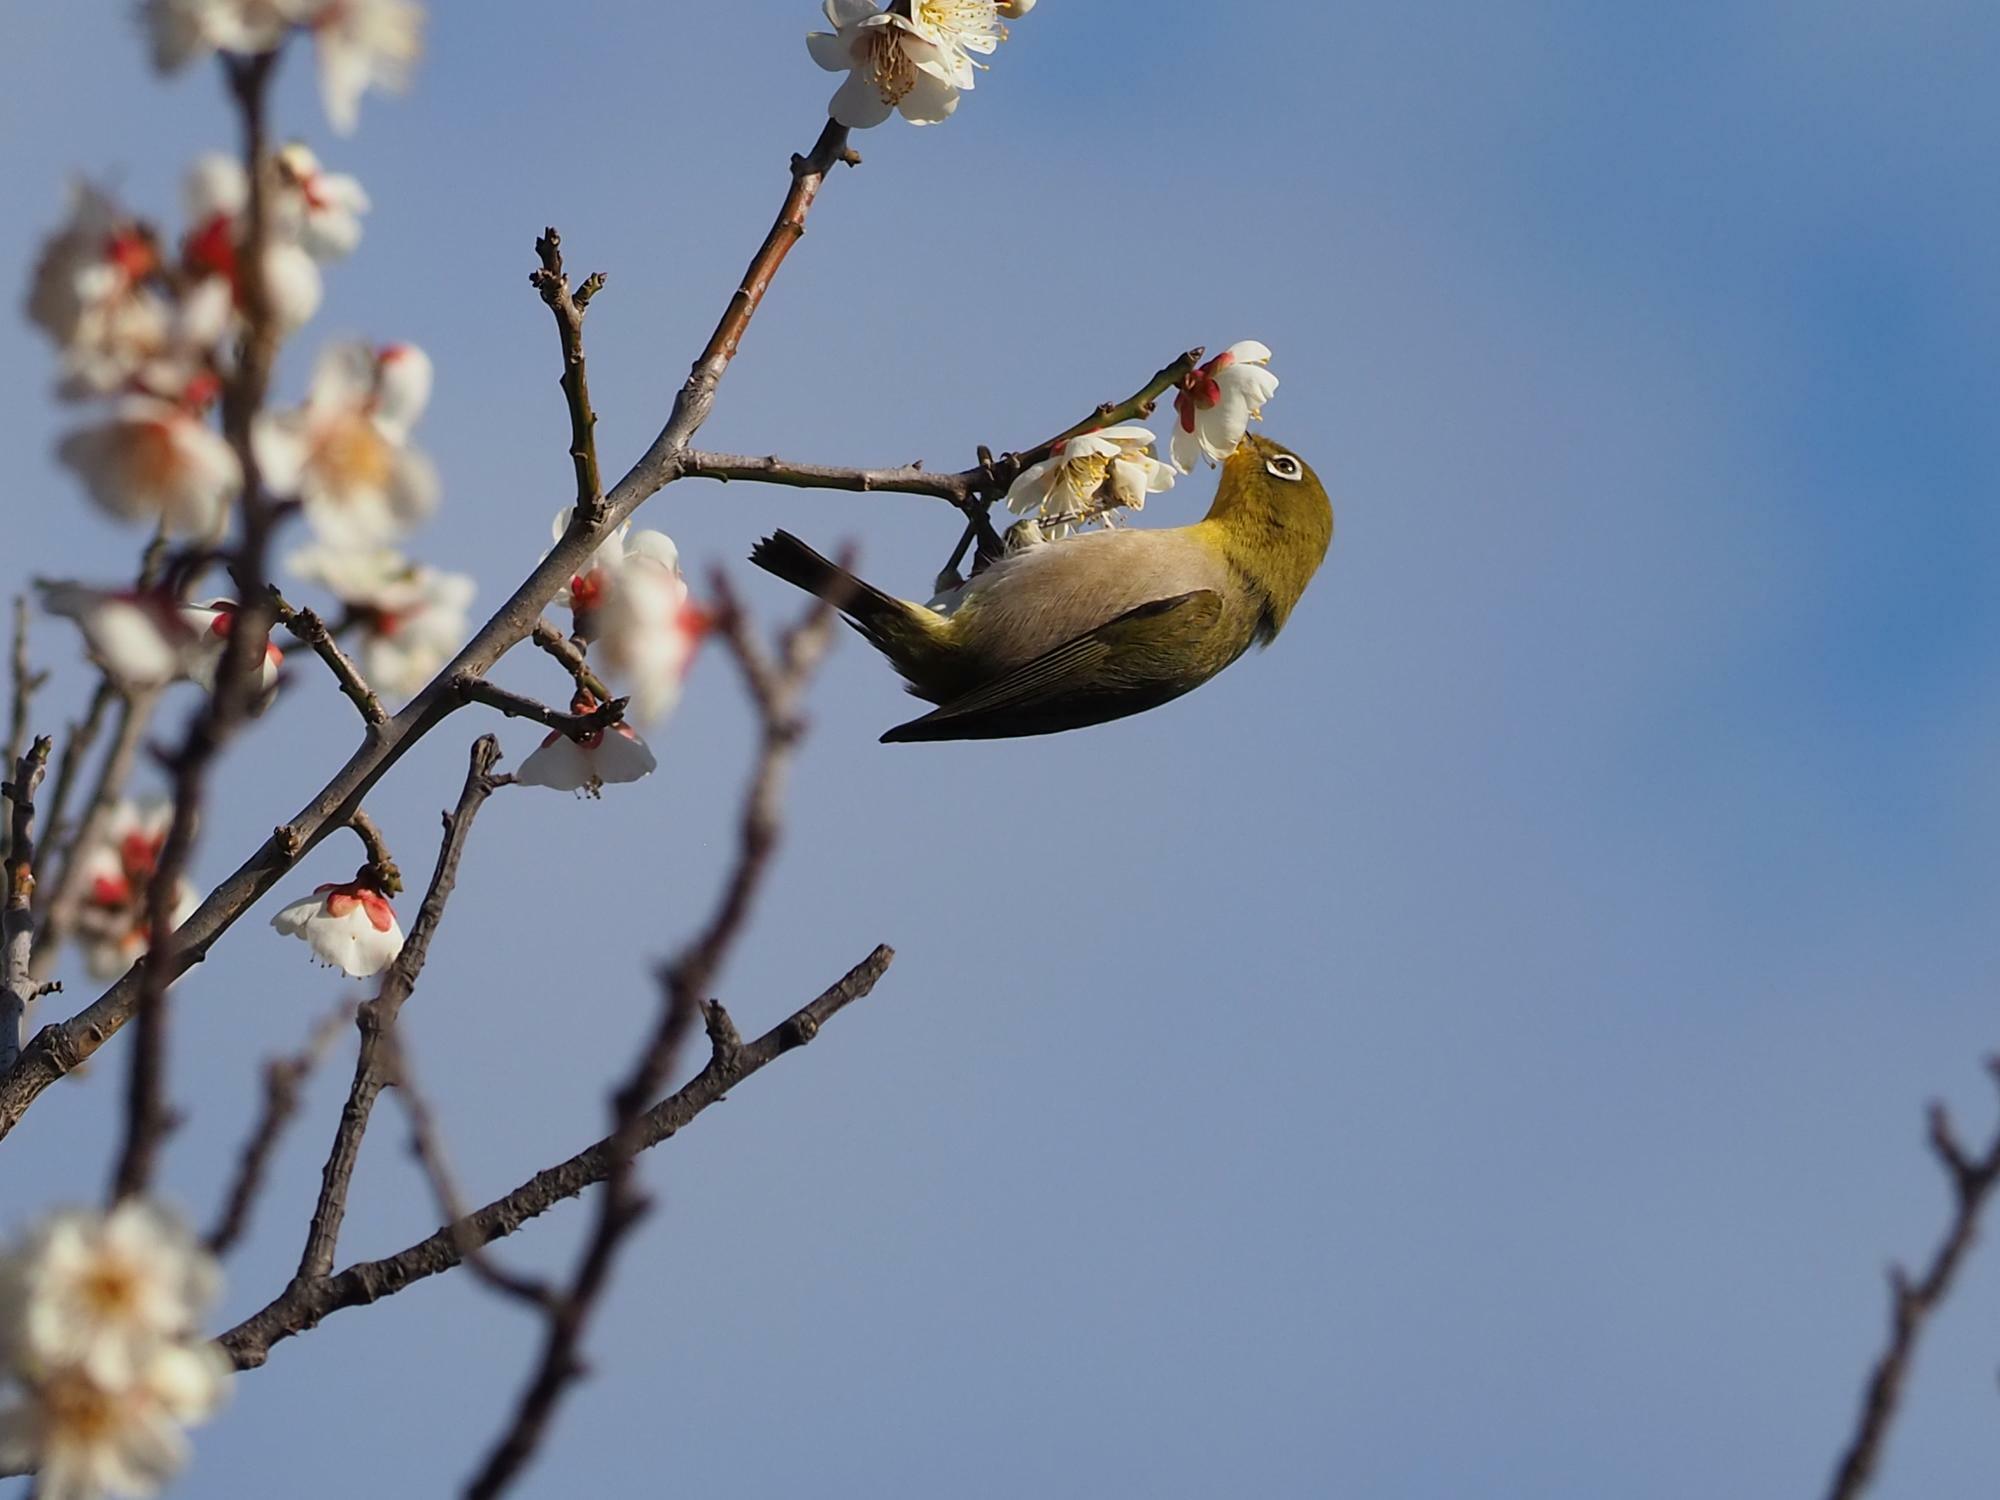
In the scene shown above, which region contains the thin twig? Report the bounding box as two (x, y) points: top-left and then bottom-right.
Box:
(345, 809), (403, 895)
(205, 1000), (356, 1256)
(276, 598), (386, 727)
(463, 588), (836, 1498)
(530, 228), (607, 525)
(529, 620), (614, 705)
(37, 679), (116, 878)
(455, 676), (628, 740)
(2, 741), (54, 1073)
(2, 599), (49, 865)
(219, 945), (895, 1370)
(1824, 1060), (2000, 1500)
(0, 116), (860, 1142)
(295, 737), (503, 1282)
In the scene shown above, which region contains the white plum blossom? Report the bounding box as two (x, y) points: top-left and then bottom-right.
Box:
(0, 1203), (219, 1394)
(181, 154), (323, 337)
(551, 510), (706, 722)
(271, 878), (404, 978)
(0, 1343), (231, 1499)
(516, 712), (657, 798)
(36, 585), (197, 691)
(271, 143), (370, 260)
(180, 600), (285, 696)
(1171, 341), (1280, 472)
(141, 0), (300, 72)
(257, 342), (439, 548)
(907, 0), (1008, 79)
(808, 0), (964, 128)
(56, 397), (241, 538)
(1004, 424), (1176, 538)
(79, 880), (198, 986)
(300, 0), (425, 135)
(27, 186), (171, 399)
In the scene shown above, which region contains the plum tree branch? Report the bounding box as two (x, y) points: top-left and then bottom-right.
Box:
(2, 740), (53, 1073)
(218, 944), (895, 1371)
(1824, 1060), (2000, 1500)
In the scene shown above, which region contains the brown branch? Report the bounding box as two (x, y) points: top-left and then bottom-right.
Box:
(219, 944), (894, 1370)
(2, 740), (53, 1074)
(0, 115), (859, 1145)
(205, 1000), (356, 1257)
(277, 599), (385, 727)
(454, 676), (628, 740)
(1824, 1059), (2000, 1500)
(345, 809), (402, 896)
(528, 620), (613, 705)
(296, 736), (502, 1282)
(531, 228), (607, 525)
(1, 598), (49, 865)
(462, 587), (836, 1497)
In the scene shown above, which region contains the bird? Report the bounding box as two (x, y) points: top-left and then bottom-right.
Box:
(748, 433), (1333, 742)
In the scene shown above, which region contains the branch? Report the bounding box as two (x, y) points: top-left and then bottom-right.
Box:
(531, 228), (607, 525)
(219, 945), (895, 1370)
(1, 598), (48, 864)
(528, 620), (613, 704)
(454, 676), (628, 740)
(37, 678), (116, 878)
(277, 598), (386, 727)
(296, 736), (503, 1282)
(462, 586), (837, 1497)
(0, 116), (859, 1144)
(2, 740), (53, 1073)
(205, 1000), (356, 1257)
(1824, 1060), (2000, 1500)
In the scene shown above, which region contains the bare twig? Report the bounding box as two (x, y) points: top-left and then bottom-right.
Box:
(219, 944), (895, 1370)
(2, 740), (54, 1073)
(2, 599), (49, 865)
(205, 1000), (356, 1256)
(455, 676), (627, 740)
(1, 118), (861, 1142)
(529, 620), (614, 705)
(38, 678), (116, 875)
(531, 228), (607, 525)
(462, 587), (837, 1497)
(277, 599), (386, 727)
(1825, 1060), (2000, 1500)
(345, 809), (403, 895)
(296, 736), (503, 1282)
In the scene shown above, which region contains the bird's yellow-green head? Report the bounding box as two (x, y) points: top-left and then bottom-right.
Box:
(1198, 433), (1335, 643)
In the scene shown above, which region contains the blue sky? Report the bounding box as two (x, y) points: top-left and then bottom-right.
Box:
(5, 3), (2000, 1496)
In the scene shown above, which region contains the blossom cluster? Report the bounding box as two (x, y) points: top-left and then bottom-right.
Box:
(67, 802), (201, 984)
(1004, 341), (1283, 537)
(808, 0), (1035, 128)
(144, 0), (423, 135)
(0, 1202), (229, 1499)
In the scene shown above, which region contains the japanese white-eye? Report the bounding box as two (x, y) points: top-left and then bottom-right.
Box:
(749, 432), (1333, 742)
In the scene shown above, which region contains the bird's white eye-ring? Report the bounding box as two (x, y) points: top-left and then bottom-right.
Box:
(1266, 454), (1302, 481)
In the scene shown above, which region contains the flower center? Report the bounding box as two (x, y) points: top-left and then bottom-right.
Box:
(864, 28), (917, 105)
(78, 1258), (144, 1320)
(1061, 451), (1112, 509)
(313, 414), (394, 497)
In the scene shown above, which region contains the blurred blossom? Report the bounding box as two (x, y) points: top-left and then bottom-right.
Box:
(141, 0), (298, 73)
(180, 599), (285, 696)
(56, 397), (240, 538)
(300, 0), (425, 135)
(37, 585), (196, 691)
(1170, 340), (1279, 472)
(271, 143), (370, 260)
(550, 509), (705, 722)
(71, 802), (198, 983)
(0, 1202), (219, 1394)
(180, 154), (322, 336)
(256, 341), (439, 548)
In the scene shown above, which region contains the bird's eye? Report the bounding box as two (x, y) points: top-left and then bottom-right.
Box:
(1266, 454), (1302, 481)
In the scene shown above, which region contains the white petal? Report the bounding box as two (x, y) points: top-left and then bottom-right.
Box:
(828, 70), (895, 129)
(806, 29), (853, 71)
(515, 734), (592, 791)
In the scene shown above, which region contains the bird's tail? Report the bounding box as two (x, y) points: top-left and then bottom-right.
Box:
(748, 530), (942, 666)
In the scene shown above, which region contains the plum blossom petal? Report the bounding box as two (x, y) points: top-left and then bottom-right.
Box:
(284, 541), (471, 697)
(272, 143), (370, 260)
(141, 0), (303, 72)
(808, 3), (966, 127)
(1171, 340), (1280, 471)
(180, 600), (285, 696)
(0, 1341), (230, 1499)
(56, 397), (240, 538)
(270, 878), (404, 978)
(516, 720), (657, 797)
(298, 0), (424, 134)
(37, 584), (197, 691)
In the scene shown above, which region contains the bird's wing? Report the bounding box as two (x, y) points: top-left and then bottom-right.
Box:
(880, 589), (1224, 743)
